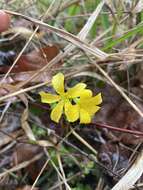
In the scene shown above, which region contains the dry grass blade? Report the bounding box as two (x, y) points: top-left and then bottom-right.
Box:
(0, 101), (11, 122)
(31, 159), (50, 190)
(44, 150), (71, 190)
(71, 128), (97, 156)
(18, 89), (36, 141)
(111, 151), (143, 190)
(57, 152), (69, 190)
(36, 140), (54, 147)
(4, 9), (108, 59)
(0, 81), (49, 102)
(78, 0), (105, 39)
(21, 107), (36, 141)
(19, 92), (36, 141)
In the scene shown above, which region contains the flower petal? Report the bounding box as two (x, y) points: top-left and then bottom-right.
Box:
(67, 83), (87, 98)
(84, 105), (100, 116)
(50, 101), (64, 123)
(79, 93), (102, 116)
(80, 108), (91, 124)
(80, 89), (93, 99)
(64, 100), (79, 122)
(89, 93), (102, 105)
(52, 73), (64, 94)
(39, 91), (61, 103)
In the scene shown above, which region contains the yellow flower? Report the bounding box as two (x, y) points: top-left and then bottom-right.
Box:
(76, 91), (102, 123)
(39, 73), (102, 124)
(39, 73), (87, 123)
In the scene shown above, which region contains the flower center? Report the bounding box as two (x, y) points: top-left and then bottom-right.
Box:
(60, 92), (68, 101)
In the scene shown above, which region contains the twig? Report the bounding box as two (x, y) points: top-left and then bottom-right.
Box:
(93, 123), (143, 137)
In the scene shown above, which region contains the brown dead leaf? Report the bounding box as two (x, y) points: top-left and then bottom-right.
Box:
(0, 71), (51, 85)
(12, 143), (44, 181)
(0, 45), (62, 73)
(12, 143), (42, 164)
